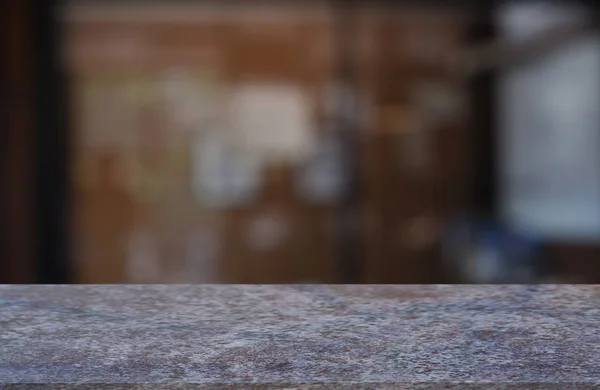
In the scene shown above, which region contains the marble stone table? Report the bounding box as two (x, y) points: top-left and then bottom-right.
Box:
(1, 285), (599, 389)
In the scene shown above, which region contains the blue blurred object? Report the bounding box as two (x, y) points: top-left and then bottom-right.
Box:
(442, 215), (541, 283)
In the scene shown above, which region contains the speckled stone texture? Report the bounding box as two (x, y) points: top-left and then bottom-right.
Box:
(0, 285), (599, 389)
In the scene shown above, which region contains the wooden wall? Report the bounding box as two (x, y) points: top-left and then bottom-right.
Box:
(65, 6), (339, 283)
(64, 4), (475, 284)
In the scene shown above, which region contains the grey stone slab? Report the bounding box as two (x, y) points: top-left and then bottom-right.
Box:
(1, 285), (599, 389)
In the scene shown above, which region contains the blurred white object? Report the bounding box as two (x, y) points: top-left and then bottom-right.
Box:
(470, 238), (503, 284)
(497, 2), (600, 241)
(295, 133), (344, 203)
(227, 83), (317, 163)
(192, 130), (262, 208)
(497, 2), (589, 40)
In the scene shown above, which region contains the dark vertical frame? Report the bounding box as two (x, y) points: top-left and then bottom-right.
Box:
(467, 2), (498, 220)
(333, 0), (365, 283)
(33, 0), (73, 283)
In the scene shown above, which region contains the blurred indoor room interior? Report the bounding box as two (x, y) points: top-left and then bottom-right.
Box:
(2, 0), (599, 284)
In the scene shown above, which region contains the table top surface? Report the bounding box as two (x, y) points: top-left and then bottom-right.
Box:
(1, 285), (599, 389)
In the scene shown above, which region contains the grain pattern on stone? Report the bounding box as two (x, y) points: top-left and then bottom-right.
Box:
(1, 285), (599, 388)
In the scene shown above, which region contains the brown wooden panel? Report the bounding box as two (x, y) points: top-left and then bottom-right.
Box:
(0, 0), (36, 283)
(545, 243), (600, 283)
(66, 5), (337, 284)
(361, 10), (472, 284)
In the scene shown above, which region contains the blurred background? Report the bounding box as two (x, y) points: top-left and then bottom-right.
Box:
(2, 0), (599, 284)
